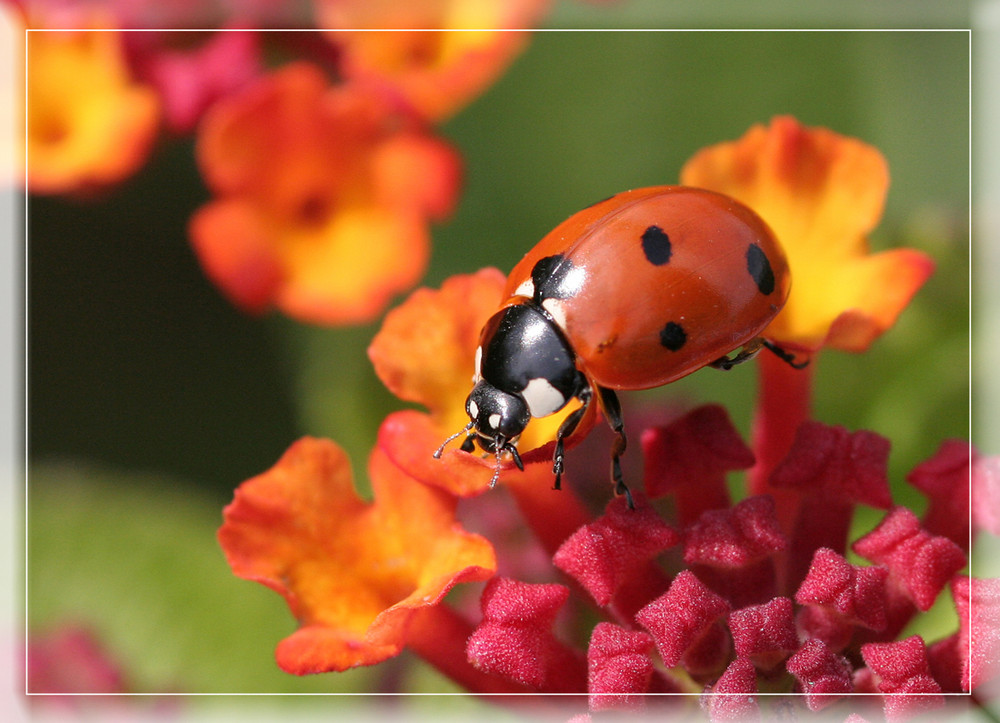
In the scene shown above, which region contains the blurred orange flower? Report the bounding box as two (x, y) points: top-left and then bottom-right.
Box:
(681, 116), (934, 353)
(21, 20), (160, 194)
(368, 269), (593, 497)
(218, 436), (496, 674)
(317, 0), (551, 121)
(190, 62), (461, 324)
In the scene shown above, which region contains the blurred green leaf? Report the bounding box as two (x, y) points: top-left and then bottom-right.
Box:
(27, 462), (374, 695)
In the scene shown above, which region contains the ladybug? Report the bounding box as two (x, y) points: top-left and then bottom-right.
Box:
(435, 186), (806, 506)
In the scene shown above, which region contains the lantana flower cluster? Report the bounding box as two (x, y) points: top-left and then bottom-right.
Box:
(14, 0), (550, 324)
(220, 118), (997, 721)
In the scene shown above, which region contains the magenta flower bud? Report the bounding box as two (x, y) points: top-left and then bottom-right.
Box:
(861, 635), (944, 722)
(853, 507), (966, 612)
(785, 638), (853, 711)
(554, 495), (678, 610)
(466, 577), (585, 692)
(636, 570), (730, 670)
(586, 622), (655, 712)
(728, 597), (798, 671)
(702, 657), (760, 722)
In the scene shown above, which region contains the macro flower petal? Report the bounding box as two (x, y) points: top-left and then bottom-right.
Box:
(587, 622), (655, 712)
(466, 577), (586, 692)
(24, 23), (160, 194)
(27, 625), (128, 695)
(795, 548), (888, 633)
(770, 421), (892, 508)
(852, 507), (966, 612)
(636, 570), (730, 670)
(680, 116), (934, 352)
(641, 404), (755, 522)
(554, 495), (678, 608)
(317, 0), (551, 121)
(218, 437), (496, 674)
(953, 576), (1000, 692)
(785, 638), (853, 711)
(192, 62), (461, 324)
(684, 495), (786, 569)
(129, 30), (263, 134)
(861, 636), (944, 722)
(727, 597), (797, 671)
(703, 657), (760, 723)
(771, 420), (892, 588)
(906, 439), (974, 551)
(972, 455), (1000, 536)
(683, 495), (786, 609)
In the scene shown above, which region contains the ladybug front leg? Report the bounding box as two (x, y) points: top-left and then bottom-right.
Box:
(552, 387), (592, 492)
(596, 386), (634, 510)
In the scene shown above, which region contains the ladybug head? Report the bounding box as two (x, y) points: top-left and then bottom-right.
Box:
(433, 380), (528, 488)
(466, 379), (530, 443)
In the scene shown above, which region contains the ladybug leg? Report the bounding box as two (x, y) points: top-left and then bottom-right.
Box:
(596, 386), (634, 510)
(708, 338), (765, 370)
(552, 387), (592, 491)
(762, 339), (810, 369)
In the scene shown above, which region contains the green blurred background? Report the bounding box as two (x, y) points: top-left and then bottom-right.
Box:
(27, 21), (970, 704)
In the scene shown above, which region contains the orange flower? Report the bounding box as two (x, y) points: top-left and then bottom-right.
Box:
(368, 269), (594, 497)
(317, 0), (551, 121)
(681, 116), (934, 353)
(218, 437), (496, 674)
(21, 20), (160, 194)
(190, 62), (461, 325)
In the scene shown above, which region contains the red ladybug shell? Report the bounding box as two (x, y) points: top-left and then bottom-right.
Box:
(501, 186), (790, 390)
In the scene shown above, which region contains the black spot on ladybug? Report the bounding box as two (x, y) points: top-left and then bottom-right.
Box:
(531, 255), (583, 302)
(659, 321), (687, 351)
(641, 225), (672, 266)
(746, 243), (775, 295)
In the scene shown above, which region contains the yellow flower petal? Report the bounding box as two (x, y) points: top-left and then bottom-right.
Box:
(24, 24), (159, 194)
(681, 116), (933, 352)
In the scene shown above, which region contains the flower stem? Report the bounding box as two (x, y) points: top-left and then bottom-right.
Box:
(504, 465), (592, 556)
(750, 352), (814, 592)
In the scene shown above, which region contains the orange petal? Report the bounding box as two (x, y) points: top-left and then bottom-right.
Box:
(318, 0), (551, 121)
(193, 62), (460, 325)
(195, 63), (351, 214)
(681, 116), (934, 352)
(371, 131), (463, 221)
(369, 268), (507, 420)
(277, 205), (431, 325)
(188, 200), (284, 315)
(24, 25), (159, 194)
(218, 437), (496, 674)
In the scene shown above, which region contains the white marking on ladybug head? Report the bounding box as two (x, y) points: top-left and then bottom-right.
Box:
(488, 413), (502, 431)
(473, 345), (483, 383)
(514, 278), (535, 299)
(521, 377), (568, 418)
(541, 298), (569, 331)
(468, 399), (479, 419)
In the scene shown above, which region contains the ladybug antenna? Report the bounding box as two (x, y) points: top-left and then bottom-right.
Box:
(489, 440), (504, 489)
(488, 439), (524, 489)
(433, 421), (474, 459)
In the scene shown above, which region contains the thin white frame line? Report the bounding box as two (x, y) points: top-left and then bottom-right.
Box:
(23, 20), (30, 704)
(21, 27), (973, 33)
(23, 691), (977, 697)
(19, 26), (976, 700)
